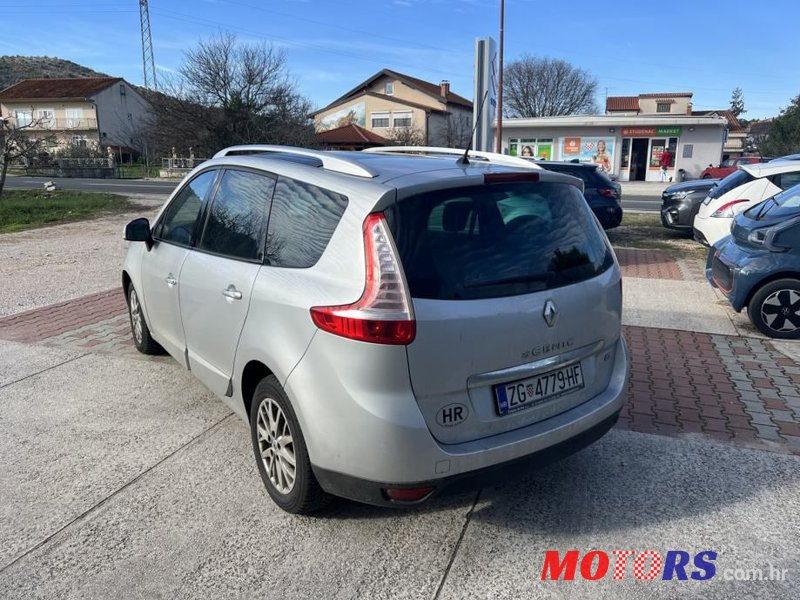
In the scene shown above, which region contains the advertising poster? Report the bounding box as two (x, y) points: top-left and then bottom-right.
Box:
(317, 102), (366, 131)
(560, 137), (615, 174)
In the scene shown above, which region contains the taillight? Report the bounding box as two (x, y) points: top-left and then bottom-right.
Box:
(711, 199), (749, 218)
(598, 188), (618, 199)
(310, 212), (415, 345)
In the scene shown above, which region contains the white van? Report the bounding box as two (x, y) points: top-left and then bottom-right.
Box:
(693, 162), (800, 246)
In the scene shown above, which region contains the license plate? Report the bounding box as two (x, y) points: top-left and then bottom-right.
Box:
(494, 363), (584, 416)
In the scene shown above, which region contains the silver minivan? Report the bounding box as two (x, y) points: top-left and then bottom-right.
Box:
(122, 146), (628, 513)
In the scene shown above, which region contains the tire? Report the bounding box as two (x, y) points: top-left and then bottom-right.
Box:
(127, 285), (163, 354)
(747, 279), (800, 339)
(702, 174), (712, 179)
(249, 375), (330, 514)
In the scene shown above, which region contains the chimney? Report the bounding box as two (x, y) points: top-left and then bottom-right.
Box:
(440, 80), (450, 97)
(687, 101), (693, 115)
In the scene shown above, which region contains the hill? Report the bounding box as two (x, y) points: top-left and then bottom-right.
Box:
(0, 56), (107, 90)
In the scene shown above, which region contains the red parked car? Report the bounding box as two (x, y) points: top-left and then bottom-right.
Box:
(700, 157), (766, 179)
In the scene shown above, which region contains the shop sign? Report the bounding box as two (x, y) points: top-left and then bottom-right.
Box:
(621, 127), (657, 137)
(621, 126), (683, 137)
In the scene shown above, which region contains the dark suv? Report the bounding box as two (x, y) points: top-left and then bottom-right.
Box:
(537, 162), (623, 229)
(661, 178), (719, 231)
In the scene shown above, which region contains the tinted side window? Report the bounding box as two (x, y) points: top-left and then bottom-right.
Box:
(777, 172), (800, 190)
(158, 170), (216, 246)
(266, 177), (348, 268)
(198, 170), (275, 262)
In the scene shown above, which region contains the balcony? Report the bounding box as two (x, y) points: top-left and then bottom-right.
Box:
(14, 117), (98, 131)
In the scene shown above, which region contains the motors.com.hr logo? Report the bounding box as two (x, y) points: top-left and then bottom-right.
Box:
(540, 550), (791, 582)
(541, 550), (716, 581)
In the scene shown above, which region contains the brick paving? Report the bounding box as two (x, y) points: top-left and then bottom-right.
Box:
(616, 248), (683, 280)
(0, 286), (798, 454)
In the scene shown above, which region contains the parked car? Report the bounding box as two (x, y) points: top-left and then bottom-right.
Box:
(699, 156), (764, 180)
(708, 182), (800, 338)
(122, 145), (628, 513)
(693, 162), (800, 246)
(660, 178), (719, 231)
(537, 161), (623, 229)
(771, 154), (800, 162)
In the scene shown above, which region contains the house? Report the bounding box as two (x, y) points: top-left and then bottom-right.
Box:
(691, 110), (746, 159)
(0, 77), (151, 153)
(606, 92), (694, 116)
(312, 69), (473, 148)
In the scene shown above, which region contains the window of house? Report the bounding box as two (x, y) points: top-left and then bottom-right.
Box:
(371, 112), (390, 128)
(384, 82), (394, 95)
(656, 102), (671, 113)
(36, 109), (55, 128)
(266, 177), (348, 268)
(15, 109), (32, 127)
(119, 84), (126, 96)
(70, 135), (88, 147)
(393, 111), (412, 128)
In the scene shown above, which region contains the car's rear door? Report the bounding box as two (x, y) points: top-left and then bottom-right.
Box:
(179, 168), (276, 397)
(141, 169), (218, 362)
(389, 179), (622, 444)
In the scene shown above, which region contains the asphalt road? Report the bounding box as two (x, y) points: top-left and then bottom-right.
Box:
(4, 175), (178, 196)
(5, 175), (664, 212)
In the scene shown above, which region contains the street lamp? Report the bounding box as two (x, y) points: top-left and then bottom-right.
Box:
(495, 0), (504, 154)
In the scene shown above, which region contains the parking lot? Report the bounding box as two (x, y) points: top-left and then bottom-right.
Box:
(1, 205), (799, 599)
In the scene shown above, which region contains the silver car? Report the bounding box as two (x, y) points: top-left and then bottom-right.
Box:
(122, 145), (628, 514)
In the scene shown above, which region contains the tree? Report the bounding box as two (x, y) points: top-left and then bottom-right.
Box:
(438, 113), (472, 148)
(387, 125), (426, 146)
(730, 87), (746, 118)
(503, 56), (598, 118)
(762, 94), (800, 157)
(144, 33), (316, 158)
(0, 114), (54, 198)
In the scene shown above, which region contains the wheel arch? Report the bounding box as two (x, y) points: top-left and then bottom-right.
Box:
(240, 360), (276, 418)
(743, 271), (800, 311)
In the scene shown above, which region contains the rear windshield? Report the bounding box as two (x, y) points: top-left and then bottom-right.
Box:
(707, 169), (754, 201)
(745, 183), (800, 221)
(387, 182), (614, 300)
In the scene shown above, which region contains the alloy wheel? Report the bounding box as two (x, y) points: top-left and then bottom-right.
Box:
(129, 289), (143, 344)
(761, 289), (800, 333)
(256, 397), (296, 495)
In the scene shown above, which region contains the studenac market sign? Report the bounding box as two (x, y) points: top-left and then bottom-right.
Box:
(621, 126), (683, 137)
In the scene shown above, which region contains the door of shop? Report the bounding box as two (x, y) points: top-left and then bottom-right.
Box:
(630, 138), (649, 181)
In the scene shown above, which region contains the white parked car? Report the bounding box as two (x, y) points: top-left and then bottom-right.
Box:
(693, 162), (800, 246)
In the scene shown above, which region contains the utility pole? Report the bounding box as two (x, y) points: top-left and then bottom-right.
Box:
(495, 0), (504, 153)
(139, 0), (157, 90)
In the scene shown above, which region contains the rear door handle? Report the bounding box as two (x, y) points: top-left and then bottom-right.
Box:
(222, 285), (243, 300)
(165, 274), (177, 287)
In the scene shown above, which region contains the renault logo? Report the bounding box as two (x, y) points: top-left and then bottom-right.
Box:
(543, 300), (558, 328)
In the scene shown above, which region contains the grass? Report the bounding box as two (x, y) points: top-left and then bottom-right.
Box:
(0, 189), (132, 233)
(117, 163), (160, 179)
(606, 212), (708, 258)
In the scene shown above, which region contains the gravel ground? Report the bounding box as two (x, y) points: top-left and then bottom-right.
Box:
(0, 194), (165, 317)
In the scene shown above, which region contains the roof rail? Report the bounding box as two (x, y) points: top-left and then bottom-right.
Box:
(213, 145), (377, 178)
(361, 146), (541, 170)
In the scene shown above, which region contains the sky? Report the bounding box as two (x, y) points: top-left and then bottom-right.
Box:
(0, 0), (796, 119)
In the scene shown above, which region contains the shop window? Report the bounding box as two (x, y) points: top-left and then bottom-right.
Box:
(621, 138), (630, 169)
(656, 103), (671, 113)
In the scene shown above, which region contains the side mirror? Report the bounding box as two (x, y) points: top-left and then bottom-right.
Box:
(124, 217), (153, 250)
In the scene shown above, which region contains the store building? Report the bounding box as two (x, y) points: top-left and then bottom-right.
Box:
(501, 114), (727, 181)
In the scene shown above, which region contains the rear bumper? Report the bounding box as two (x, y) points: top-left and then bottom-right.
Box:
(293, 335), (628, 506)
(592, 205), (622, 229)
(313, 410), (620, 507)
